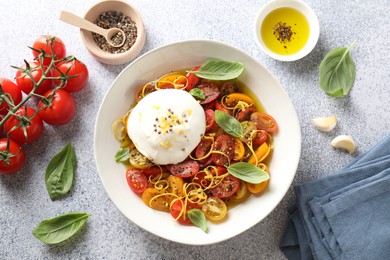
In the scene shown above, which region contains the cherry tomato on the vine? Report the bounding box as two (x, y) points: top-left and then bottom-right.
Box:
(0, 78), (22, 116)
(53, 58), (88, 93)
(0, 138), (26, 175)
(15, 61), (52, 95)
(32, 35), (66, 66)
(38, 89), (76, 126)
(5, 107), (44, 144)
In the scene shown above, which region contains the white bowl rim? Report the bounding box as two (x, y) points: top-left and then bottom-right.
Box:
(94, 39), (302, 245)
(254, 0), (320, 61)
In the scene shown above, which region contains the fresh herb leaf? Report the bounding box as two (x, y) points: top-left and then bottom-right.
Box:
(215, 110), (243, 138)
(45, 143), (76, 201)
(227, 162), (269, 184)
(115, 148), (130, 162)
(193, 59), (244, 81)
(319, 42), (356, 97)
(32, 212), (91, 244)
(188, 209), (208, 233)
(189, 88), (205, 100)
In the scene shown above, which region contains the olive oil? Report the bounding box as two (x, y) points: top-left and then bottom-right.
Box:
(261, 7), (310, 55)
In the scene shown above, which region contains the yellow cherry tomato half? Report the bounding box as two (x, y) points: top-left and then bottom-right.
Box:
(225, 93), (255, 107)
(202, 197), (227, 221)
(141, 188), (170, 212)
(233, 137), (245, 161)
(129, 149), (153, 169)
(248, 142), (270, 165)
(157, 73), (187, 89)
(247, 180), (269, 194)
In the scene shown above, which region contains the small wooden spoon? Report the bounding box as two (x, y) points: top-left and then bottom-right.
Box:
(60, 11), (126, 48)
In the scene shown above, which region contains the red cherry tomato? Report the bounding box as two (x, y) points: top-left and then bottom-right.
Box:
(32, 35), (66, 66)
(37, 89), (76, 126)
(252, 131), (268, 146)
(0, 138), (26, 175)
(205, 109), (215, 132)
(126, 168), (148, 194)
(53, 58), (88, 92)
(250, 112), (278, 133)
(236, 106), (256, 122)
(215, 100), (232, 116)
(140, 166), (163, 176)
(185, 66), (200, 91)
(5, 107), (44, 144)
(195, 137), (213, 162)
(198, 82), (220, 104)
(15, 61), (52, 95)
(170, 200), (202, 225)
(0, 78), (22, 116)
(210, 174), (241, 198)
(212, 134), (235, 166)
(167, 160), (199, 178)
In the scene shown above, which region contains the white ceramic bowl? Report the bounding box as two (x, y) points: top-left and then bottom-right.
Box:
(94, 40), (301, 245)
(254, 0), (320, 61)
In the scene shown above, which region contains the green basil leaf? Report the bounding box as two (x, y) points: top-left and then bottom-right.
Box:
(227, 162), (269, 184)
(32, 212), (91, 244)
(115, 148), (130, 162)
(319, 42), (356, 97)
(189, 88), (205, 100)
(188, 209), (208, 233)
(193, 59), (244, 80)
(45, 143), (76, 201)
(214, 110), (243, 138)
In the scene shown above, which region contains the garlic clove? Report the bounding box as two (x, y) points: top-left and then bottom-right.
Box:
(312, 116), (337, 132)
(330, 135), (356, 154)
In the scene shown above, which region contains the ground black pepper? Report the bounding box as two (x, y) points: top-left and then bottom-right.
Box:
(273, 22), (294, 44)
(93, 11), (137, 54)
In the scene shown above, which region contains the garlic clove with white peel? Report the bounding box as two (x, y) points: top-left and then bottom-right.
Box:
(312, 116), (337, 132)
(330, 135), (356, 153)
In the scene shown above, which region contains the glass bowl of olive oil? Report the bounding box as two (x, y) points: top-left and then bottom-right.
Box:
(254, 0), (319, 61)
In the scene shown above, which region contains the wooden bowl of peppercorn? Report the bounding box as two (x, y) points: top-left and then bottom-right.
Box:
(80, 0), (145, 65)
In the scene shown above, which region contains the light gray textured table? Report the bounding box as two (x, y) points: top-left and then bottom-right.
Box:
(1, 0), (389, 259)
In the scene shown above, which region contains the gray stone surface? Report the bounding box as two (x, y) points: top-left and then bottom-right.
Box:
(0, 0), (389, 259)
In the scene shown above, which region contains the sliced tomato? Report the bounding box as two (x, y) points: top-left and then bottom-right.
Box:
(192, 171), (210, 187)
(236, 106), (256, 122)
(141, 188), (169, 212)
(250, 112), (278, 133)
(126, 168), (147, 194)
(198, 155), (213, 169)
(233, 138), (245, 161)
(205, 109), (215, 132)
(202, 99), (216, 110)
(220, 81), (241, 96)
(247, 180), (269, 194)
(209, 166), (228, 176)
(198, 82), (220, 104)
(185, 66), (200, 91)
(141, 165), (163, 176)
(195, 137), (213, 160)
(252, 131), (268, 146)
(202, 197), (227, 221)
(210, 174), (240, 198)
(167, 160), (199, 178)
(212, 134), (235, 166)
(215, 100), (232, 116)
(170, 200), (202, 225)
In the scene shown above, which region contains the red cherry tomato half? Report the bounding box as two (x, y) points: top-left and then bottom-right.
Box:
(15, 61), (52, 95)
(252, 131), (268, 146)
(185, 66), (200, 91)
(53, 58), (88, 92)
(38, 89), (76, 126)
(195, 137), (213, 162)
(212, 134), (235, 166)
(250, 112), (278, 133)
(5, 107), (44, 144)
(205, 109), (215, 132)
(126, 168), (148, 194)
(236, 106), (256, 122)
(167, 160), (199, 178)
(32, 35), (66, 66)
(0, 78), (22, 116)
(215, 100), (232, 116)
(170, 200), (202, 225)
(0, 138), (26, 175)
(198, 82), (220, 104)
(210, 174), (241, 198)
(141, 166), (163, 176)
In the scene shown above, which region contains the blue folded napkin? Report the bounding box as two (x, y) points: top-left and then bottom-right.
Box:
(280, 135), (390, 260)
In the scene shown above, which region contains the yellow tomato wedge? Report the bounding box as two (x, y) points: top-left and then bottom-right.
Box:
(233, 137), (245, 161)
(202, 197), (227, 221)
(141, 188), (170, 212)
(225, 93), (255, 107)
(248, 142), (270, 165)
(156, 73), (187, 89)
